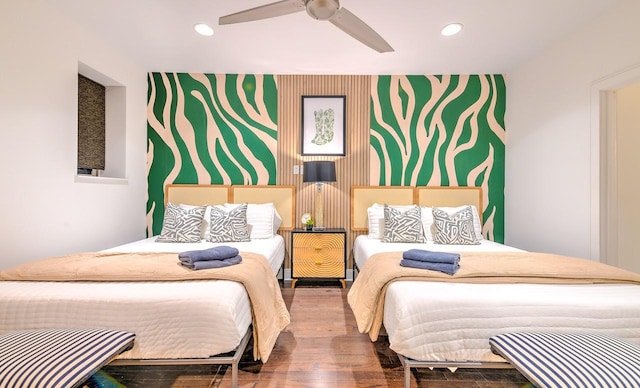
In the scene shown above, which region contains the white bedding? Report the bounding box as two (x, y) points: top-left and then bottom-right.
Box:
(102, 235), (286, 274)
(0, 235), (285, 360)
(353, 234), (523, 271)
(353, 235), (640, 363)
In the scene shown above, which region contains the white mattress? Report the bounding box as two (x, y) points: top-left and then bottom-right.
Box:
(102, 235), (286, 274)
(0, 235), (285, 360)
(353, 234), (523, 271)
(354, 235), (640, 364)
(385, 281), (640, 363)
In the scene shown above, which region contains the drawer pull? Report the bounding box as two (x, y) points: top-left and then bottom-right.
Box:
(314, 246), (322, 250)
(314, 258), (323, 265)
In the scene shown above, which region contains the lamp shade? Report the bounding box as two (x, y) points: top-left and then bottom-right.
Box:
(303, 161), (336, 183)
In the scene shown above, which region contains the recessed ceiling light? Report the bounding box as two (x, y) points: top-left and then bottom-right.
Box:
(441, 23), (463, 36)
(194, 23), (214, 36)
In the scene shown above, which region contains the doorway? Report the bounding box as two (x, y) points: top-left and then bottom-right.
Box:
(613, 83), (640, 272)
(594, 64), (640, 272)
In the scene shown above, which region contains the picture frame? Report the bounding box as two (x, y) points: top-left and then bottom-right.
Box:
(301, 95), (346, 156)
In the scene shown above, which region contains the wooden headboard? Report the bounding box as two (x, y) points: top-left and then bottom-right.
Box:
(414, 186), (482, 220)
(351, 186), (483, 231)
(165, 184), (231, 206)
(164, 184), (296, 231)
(350, 186), (414, 231)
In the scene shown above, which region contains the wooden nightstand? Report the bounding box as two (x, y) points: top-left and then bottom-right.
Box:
(291, 228), (346, 288)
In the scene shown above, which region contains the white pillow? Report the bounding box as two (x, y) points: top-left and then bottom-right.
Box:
(367, 203), (385, 239)
(421, 205), (483, 241)
(273, 209), (283, 235)
(224, 203), (279, 239)
(367, 203), (415, 239)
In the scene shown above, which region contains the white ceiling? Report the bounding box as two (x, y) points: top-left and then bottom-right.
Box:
(53, 0), (621, 74)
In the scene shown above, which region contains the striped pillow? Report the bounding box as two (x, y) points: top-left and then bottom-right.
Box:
(0, 328), (135, 388)
(490, 332), (640, 388)
(432, 206), (480, 245)
(383, 205), (425, 243)
(207, 203), (251, 243)
(157, 202), (206, 243)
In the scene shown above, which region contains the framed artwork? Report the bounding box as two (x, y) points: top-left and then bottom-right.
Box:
(301, 95), (346, 156)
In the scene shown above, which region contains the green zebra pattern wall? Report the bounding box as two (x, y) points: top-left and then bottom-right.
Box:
(146, 73), (505, 242)
(370, 74), (506, 242)
(147, 73), (278, 235)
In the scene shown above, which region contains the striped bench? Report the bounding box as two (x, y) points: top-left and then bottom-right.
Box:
(490, 332), (640, 388)
(0, 328), (135, 388)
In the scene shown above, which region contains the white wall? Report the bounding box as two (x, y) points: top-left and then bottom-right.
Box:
(0, 2), (147, 269)
(506, 0), (640, 259)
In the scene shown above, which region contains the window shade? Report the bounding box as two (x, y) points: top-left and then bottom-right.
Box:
(78, 74), (105, 170)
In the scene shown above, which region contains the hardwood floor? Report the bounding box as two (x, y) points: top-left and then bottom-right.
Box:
(98, 283), (530, 387)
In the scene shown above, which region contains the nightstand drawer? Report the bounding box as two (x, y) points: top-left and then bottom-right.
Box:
(292, 257), (344, 278)
(292, 233), (344, 250)
(291, 245), (343, 278)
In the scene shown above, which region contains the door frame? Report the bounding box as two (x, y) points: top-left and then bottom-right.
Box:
(590, 63), (640, 264)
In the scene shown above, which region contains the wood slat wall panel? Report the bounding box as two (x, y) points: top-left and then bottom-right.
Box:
(277, 75), (370, 271)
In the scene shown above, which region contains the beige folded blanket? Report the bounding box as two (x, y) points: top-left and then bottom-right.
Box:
(0, 251), (290, 362)
(348, 251), (640, 341)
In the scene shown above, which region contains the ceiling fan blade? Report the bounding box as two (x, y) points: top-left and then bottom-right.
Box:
(329, 7), (394, 53)
(219, 0), (305, 25)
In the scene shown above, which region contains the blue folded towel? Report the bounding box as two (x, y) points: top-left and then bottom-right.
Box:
(402, 249), (460, 265)
(400, 258), (459, 275)
(181, 255), (242, 270)
(178, 246), (240, 263)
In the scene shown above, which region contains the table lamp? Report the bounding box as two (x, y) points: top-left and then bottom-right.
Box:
(303, 160), (336, 230)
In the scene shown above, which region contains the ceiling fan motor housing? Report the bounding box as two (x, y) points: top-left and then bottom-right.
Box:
(305, 0), (340, 20)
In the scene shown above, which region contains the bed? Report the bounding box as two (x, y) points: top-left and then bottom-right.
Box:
(347, 186), (640, 387)
(0, 184), (295, 387)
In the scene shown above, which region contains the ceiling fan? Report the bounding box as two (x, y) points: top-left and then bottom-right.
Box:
(219, 0), (394, 53)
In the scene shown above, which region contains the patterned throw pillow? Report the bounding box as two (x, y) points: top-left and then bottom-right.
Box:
(432, 206), (480, 245)
(157, 202), (206, 243)
(383, 205), (426, 243)
(207, 203), (251, 243)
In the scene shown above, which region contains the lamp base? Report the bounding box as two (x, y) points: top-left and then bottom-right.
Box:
(312, 226), (326, 231)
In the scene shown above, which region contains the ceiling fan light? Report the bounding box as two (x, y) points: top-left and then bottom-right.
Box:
(305, 0), (340, 20)
(441, 22), (463, 36)
(194, 23), (214, 36)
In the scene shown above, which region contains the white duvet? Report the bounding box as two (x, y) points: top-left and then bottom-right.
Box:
(0, 236), (285, 360)
(353, 235), (640, 363)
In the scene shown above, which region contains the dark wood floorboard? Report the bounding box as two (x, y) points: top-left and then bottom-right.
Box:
(98, 282), (530, 387)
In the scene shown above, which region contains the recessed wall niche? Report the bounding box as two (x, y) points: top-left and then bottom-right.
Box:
(76, 62), (126, 181)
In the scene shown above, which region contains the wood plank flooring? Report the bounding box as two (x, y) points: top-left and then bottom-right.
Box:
(98, 283), (529, 387)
